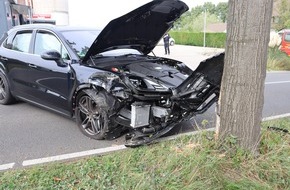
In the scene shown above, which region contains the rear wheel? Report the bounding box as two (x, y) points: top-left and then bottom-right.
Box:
(75, 90), (110, 140)
(0, 72), (15, 105)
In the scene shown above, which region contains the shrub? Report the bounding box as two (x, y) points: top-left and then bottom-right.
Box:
(267, 47), (290, 71)
(170, 31), (226, 48)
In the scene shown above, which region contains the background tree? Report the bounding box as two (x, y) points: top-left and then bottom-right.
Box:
(173, 2), (227, 32)
(176, 12), (220, 32)
(215, 2), (228, 23)
(275, 0), (290, 30)
(216, 0), (273, 153)
(203, 2), (216, 15)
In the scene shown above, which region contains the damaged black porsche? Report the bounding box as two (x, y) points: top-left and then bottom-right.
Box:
(0, 0), (224, 147)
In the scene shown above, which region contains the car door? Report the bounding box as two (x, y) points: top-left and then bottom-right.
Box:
(25, 29), (74, 114)
(1, 29), (35, 98)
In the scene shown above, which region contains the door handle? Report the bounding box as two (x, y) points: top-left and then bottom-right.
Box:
(0, 56), (8, 61)
(29, 64), (37, 68)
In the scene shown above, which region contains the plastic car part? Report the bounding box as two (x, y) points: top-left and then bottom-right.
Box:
(125, 117), (187, 148)
(172, 53), (225, 113)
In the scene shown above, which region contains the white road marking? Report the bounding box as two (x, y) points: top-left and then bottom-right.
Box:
(0, 163), (15, 171)
(265, 81), (290, 85)
(262, 113), (290, 121)
(22, 145), (127, 166)
(267, 71), (290, 73)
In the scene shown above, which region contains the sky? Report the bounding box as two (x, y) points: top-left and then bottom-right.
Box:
(68, 0), (228, 28)
(181, 0), (228, 9)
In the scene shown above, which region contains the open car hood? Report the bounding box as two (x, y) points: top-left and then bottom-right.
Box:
(82, 0), (188, 62)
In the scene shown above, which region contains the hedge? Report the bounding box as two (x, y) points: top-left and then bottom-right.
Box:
(169, 31), (226, 48)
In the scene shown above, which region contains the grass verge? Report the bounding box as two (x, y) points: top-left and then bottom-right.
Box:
(267, 47), (290, 71)
(0, 118), (289, 190)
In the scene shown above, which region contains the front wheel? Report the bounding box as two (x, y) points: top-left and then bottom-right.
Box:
(75, 90), (110, 140)
(0, 72), (15, 105)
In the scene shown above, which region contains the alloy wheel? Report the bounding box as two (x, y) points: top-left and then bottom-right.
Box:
(0, 76), (7, 101)
(78, 95), (105, 136)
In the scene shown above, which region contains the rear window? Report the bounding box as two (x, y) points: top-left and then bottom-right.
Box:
(3, 30), (32, 52)
(12, 32), (32, 53)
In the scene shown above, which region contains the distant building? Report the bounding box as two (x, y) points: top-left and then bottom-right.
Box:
(14, 0), (68, 25)
(15, 0), (32, 7)
(206, 23), (227, 33)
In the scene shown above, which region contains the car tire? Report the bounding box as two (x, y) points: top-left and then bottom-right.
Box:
(0, 72), (15, 105)
(170, 41), (175, 46)
(75, 89), (110, 140)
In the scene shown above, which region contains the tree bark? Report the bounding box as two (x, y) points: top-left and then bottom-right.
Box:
(216, 0), (273, 152)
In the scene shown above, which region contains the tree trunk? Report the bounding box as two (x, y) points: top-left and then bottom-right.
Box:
(216, 0), (273, 152)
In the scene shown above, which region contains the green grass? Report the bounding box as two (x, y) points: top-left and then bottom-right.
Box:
(267, 47), (290, 71)
(0, 118), (289, 190)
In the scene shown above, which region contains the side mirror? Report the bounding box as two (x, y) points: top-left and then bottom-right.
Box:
(41, 50), (68, 67)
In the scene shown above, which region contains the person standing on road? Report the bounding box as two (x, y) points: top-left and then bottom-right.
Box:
(163, 33), (170, 55)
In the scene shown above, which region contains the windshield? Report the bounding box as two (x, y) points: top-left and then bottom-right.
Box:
(61, 30), (100, 59)
(97, 49), (142, 57)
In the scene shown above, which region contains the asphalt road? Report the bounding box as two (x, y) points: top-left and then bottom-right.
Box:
(1, 45), (290, 171)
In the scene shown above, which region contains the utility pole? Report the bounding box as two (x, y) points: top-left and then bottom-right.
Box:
(203, 8), (207, 47)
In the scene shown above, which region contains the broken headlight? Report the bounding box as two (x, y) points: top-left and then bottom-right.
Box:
(89, 72), (129, 99)
(89, 72), (120, 90)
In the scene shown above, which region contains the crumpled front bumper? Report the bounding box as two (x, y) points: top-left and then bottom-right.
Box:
(124, 53), (225, 147)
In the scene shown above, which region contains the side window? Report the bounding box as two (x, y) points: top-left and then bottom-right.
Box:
(10, 31), (32, 53)
(34, 31), (70, 60)
(285, 33), (290, 42)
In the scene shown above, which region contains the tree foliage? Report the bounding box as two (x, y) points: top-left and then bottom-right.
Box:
(173, 2), (228, 32)
(175, 12), (221, 32)
(216, 2), (228, 22)
(275, 0), (290, 30)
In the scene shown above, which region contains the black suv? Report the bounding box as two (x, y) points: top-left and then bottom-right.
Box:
(0, 0), (224, 146)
